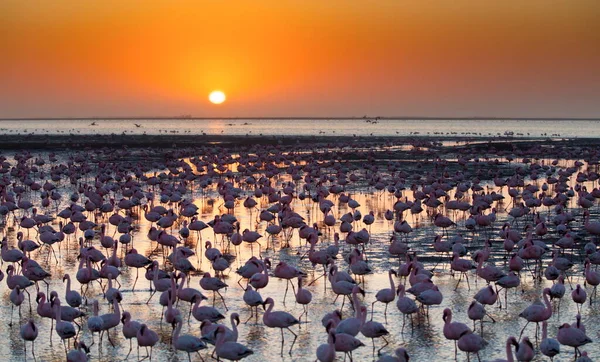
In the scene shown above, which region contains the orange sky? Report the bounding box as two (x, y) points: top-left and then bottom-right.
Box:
(1, 1), (599, 118)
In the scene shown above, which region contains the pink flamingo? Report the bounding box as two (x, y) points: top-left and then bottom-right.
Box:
(396, 284), (418, 332)
(443, 308), (473, 357)
(121, 311), (141, 358)
(489, 336), (516, 362)
(372, 269), (397, 319)
(66, 340), (90, 362)
(262, 297), (299, 355)
(513, 336), (534, 361)
(556, 323), (592, 358)
(377, 348), (409, 362)
(295, 276), (312, 325)
(360, 305), (389, 355)
(273, 261), (306, 303)
(457, 330), (487, 362)
(52, 297), (76, 352)
(572, 284), (587, 313)
(316, 329), (336, 362)
(124, 248), (152, 290)
(136, 324), (159, 360)
(214, 325), (254, 361)
(540, 320), (560, 361)
(518, 287), (552, 339)
(584, 259), (600, 304)
(200, 272), (229, 309)
(326, 320), (364, 361)
(20, 319), (38, 358)
(171, 316), (207, 362)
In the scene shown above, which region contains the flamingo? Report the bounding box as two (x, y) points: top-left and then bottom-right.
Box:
(326, 320), (365, 362)
(63, 274), (82, 308)
(376, 348), (409, 362)
(191, 294), (225, 322)
(66, 340), (90, 362)
(99, 291), (122, 346)
(124, 248), (152, 290)
(200, 272), (229, 309)
(556, 323), (592, 358)
(513, 336), (534, 362)
(540, 320), (560, 361)
(584, 259), (600, 304)
(489, 336), (516, 362)
(214, 325), (254, 361)
(372, 269), (396, 319)
(443, 308), (473, 357)
(201, 312), (240, 347)
(87, 299), (103, 346)
(295, 276), (312, 325)
(396, 284), (418, 332)
(316, 329), (336, 362)
(518, 288), (552, 339)
(121, 311), (142, 358)
(242, 285), (263, 323)
(360, 305), (389, 355)
(52, 297), (76, 351)
(136, 324), (159, 360)
(262, 297), (299, 355)
(457, 330), (487, 362)
(572, 284), (587, 313)
(171, 316), (207, 362)
(20, 319), (38, 358)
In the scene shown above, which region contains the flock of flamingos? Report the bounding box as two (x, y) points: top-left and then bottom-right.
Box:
(1, 137), (600, 361)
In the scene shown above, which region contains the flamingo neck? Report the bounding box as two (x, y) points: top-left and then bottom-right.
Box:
(54, 302), (62, 323)
(352, 292), (360, 316)
(506, 339), (515, 362)
(193, 297), (201, 311)
(265, 300), (274, 314)
(389, 272), (395, 290)
(543, 292), (552, 314)
(231, 316), (238, 336)
(215, 329), (226, 348)
(173, 321), (181, 341)
(113, 298), (120, 315)
(542, 323), (547, 339)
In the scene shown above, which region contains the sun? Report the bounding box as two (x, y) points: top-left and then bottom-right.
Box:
(209, 90), (226, 104)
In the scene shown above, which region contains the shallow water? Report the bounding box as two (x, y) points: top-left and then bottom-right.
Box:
(0, 118), (599, 139)
(0, 140), (599, 361)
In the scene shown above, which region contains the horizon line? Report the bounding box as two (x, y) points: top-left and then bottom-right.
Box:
(0, 116), (599, 121)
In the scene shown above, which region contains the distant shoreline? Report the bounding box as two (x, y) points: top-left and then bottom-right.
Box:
(0, 133), (599, 150)
(0, 117), (598, 121)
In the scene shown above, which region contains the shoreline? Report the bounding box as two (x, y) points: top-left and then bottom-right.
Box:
(0, 133), (600, 150)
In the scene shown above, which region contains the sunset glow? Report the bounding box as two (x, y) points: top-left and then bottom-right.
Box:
(0, 1), (598, 118)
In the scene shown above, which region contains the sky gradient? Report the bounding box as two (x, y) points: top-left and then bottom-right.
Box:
(1, 1), (599, 118)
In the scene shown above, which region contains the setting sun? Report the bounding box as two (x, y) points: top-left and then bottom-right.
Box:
(209, 91), (226, 105)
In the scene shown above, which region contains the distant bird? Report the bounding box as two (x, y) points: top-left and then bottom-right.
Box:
(134, 123), (141, 128)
